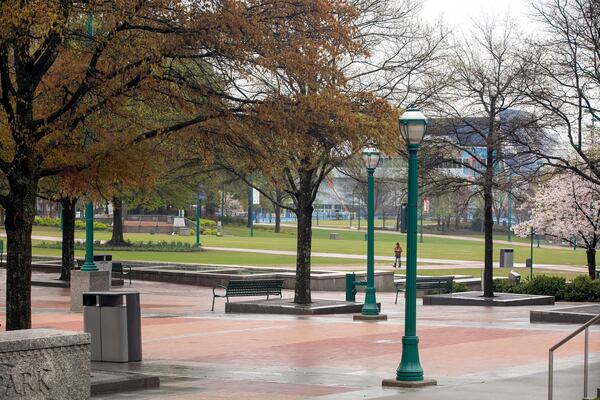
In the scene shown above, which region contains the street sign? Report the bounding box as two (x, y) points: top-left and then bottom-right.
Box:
(423, 197), (429, 214)
(252, 188), (260, 205)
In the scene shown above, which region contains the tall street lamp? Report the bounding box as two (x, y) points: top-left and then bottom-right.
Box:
(80, 13), (98, 273)
(384, 106), (436, 387)
(354, 147), (387, 321)
(196, 185), (206, 248)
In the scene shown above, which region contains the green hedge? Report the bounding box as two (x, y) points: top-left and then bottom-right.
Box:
(36, 240), (203, 252)
(34, 216), (109, 230)
(451, 282), (469, 293)
(493, 275), (600, 302)
(34, 216), (61, 227)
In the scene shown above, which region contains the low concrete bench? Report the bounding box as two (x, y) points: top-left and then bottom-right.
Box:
(395, 276), (454, 304)
(212, 279), (284, 311)
(329, 233), (339, 240)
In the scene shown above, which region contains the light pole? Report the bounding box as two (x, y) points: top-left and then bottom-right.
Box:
(419, 195), (424, 243)
(357, 192), (362, 230)
(530, 227), (534, 280)
(355, 147), (386, 321)
(507, 175), (512, 242)
(196, 185), (206, 248)
(384, 106), (435, 386)
(80, 13), (98, 273)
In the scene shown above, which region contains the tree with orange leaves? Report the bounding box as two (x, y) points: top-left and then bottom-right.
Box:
(0, 0), (364, 330)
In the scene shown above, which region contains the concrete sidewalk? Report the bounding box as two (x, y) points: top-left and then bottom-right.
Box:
(1, 272), (597, 399)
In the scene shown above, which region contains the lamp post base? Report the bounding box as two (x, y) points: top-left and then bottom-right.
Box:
(353, 313), (388, 321)
(382, 378), (437, 388)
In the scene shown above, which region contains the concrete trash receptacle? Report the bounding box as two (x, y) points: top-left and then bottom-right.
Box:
(83, 291), (142, 362)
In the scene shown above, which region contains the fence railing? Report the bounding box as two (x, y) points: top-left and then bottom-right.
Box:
(548, 313), (600, 400)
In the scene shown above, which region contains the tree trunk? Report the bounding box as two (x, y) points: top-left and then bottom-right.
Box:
(4, 177), (37, 330)
(107, 197), (129, 246)
(274, 190), (283, 233)
(454, 215), (460, 230)
(381, 204), (385, 229)
(586, 248), (596, 279)
(395, 206), (401, 231)
(294, 203), (313, 304)
(60, 197), (77, 281)
(483, 153), (495, 297)
(294, 168), (315, 305)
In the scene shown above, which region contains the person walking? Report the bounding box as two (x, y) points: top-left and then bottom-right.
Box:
(393, 242), (403, 268)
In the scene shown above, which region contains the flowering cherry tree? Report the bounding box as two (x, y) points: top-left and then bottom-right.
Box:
(514, 173), (600, 279)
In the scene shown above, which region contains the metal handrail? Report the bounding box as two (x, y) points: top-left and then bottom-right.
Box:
(548, 313), (600, 400)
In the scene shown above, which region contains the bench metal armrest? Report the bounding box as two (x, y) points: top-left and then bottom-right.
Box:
(213, 285), (228, 298)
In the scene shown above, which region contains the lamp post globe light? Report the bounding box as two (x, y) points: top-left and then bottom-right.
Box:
(353, 147), (387, 321)
(383, 106), (436, 387)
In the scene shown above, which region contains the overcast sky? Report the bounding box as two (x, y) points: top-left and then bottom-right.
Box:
(420, 0), (538, 34)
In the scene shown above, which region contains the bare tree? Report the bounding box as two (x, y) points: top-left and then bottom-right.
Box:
(425, 21), (540, 296)
(518, 0), (600, 185)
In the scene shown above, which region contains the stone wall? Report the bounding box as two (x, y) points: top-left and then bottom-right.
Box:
(0, 329), (91, 400)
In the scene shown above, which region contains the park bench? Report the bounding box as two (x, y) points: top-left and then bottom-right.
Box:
(212, 279), (284, 311)
(394, 276), (454, 304)
(74, 259), (131, 285)
(112, 262), (132, 286)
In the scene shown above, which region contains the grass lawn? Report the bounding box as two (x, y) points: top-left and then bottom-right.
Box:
(31, 245), (358, 267)
(26, 224), (588, 267)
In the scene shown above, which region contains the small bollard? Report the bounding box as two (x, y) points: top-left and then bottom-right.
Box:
(345, 273), (367, 302)
(346, 273), (358, 301)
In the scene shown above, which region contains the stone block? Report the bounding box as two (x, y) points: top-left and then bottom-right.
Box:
(70, 271), (110, 312)
(0, 329), (91, 400)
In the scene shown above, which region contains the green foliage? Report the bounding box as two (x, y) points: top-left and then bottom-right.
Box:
(451, 282), (469, 293)
(200, 218), (217, 227)
(34, 216), (108, 230)
(73, 220), (109, 230)
(493, 275), (600, 301)
(34, 217), (61, 227)
(202, 229), (218, 236)
(35, 240), (202, 253)
(523, 275), (567, 300)
(563, 275), (600, 302)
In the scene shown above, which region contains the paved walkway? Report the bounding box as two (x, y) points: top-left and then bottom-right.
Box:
(1, 272), (597, 399)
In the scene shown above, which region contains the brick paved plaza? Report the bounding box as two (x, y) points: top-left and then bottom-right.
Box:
(3, 272), (598, 399)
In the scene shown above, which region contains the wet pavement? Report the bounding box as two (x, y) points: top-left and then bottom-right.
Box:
(1, 272), (598, 399)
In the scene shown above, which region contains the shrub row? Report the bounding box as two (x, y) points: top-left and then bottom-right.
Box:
(36, 240), (204, 252)
(34, 217), (109, 230)
(493, 275), (600, 302)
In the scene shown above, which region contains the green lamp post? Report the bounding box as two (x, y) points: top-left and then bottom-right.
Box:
(507, 175), (513, 242)
(360, 147), (382, 317)
(80, 14), (98, 273)
(196, 185), (206, 248)
(80, 201), (98, 272)
(393, 106), (434, 385)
